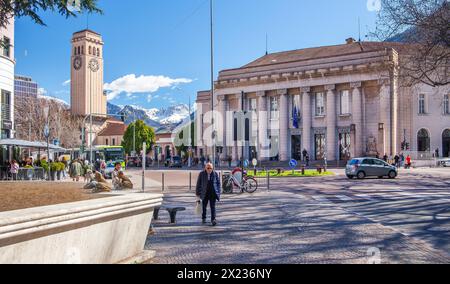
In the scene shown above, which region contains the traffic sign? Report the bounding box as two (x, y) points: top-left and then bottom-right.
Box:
(252, 159), (258, 167)
(243, 159), (249, 168)
(289, 159), (298, 169)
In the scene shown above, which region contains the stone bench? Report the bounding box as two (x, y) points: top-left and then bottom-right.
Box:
(153, 205), (186, 224)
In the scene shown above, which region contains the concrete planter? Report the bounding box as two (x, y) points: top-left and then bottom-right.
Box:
(0, 192), (163, 264)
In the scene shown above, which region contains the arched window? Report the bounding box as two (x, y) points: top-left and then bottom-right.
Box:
(81, 46), (84, 54)
(417, 129), (430, 152)
(443, 129), (450, 158)
(89, 46), (92, 55)
(77, 46), (81, 55)
(74, 47), (77, 55)
(97, 48), (100, 57)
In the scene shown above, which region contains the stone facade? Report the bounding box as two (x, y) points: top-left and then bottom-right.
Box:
(197, 41), (450, 163)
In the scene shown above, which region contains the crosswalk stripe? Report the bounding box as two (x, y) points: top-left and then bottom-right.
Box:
(312, 195), (332, 204)
(336, 195), (353, 202)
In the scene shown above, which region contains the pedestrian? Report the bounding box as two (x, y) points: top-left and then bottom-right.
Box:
(435, 148), (440, 158)
(305, 154), (310, 167)
(69, 159), (83, 182)
(383, 154), (388, 162)
(394, 154), (400, 168)
(302, 149), (308, 162)
(10, 160), (19, 181)
(406, 155), (412, 169)
(196, 162), (221, 226)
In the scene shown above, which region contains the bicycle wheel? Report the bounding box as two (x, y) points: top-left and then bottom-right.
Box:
(244, 177), (258, 193)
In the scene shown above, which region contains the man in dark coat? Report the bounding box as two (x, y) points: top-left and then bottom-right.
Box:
(196, 162), (221, 226)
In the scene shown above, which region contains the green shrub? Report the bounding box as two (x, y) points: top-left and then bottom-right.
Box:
(40, 160), (49, 172)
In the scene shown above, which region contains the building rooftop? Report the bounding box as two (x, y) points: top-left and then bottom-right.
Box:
(97, 121), (126, 137)
(224, 41), (407, 71)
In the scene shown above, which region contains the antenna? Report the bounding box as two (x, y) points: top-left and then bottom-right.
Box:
(265, 33), (268, 55)
(358, 17), (361, 42)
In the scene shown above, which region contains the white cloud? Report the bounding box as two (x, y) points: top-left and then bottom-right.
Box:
(104, 74), (192, 101)
(38, 88), (47, 96)
(147, 94), (153, 103)
(62, 79), (71, 86)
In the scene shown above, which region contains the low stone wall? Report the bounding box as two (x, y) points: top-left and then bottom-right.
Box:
(0, 192), (163, 264)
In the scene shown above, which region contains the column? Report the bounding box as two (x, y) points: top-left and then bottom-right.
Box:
(278, 89), (289, 161)
(326, 85), (337, 161)
(351, 82), (363, 157)
(218, 95), (228, 161)
(257, 91), (268, 161)
(379, 80), (391, 156)
(301, 87), (312, 158)
(235, 92), (243, 162)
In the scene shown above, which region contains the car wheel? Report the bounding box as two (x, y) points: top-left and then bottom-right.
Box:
(388, 171), (397, 179)
(357, 171), (366, 179)
(346, 175), (354, 179)
(378, 176), (384, 179)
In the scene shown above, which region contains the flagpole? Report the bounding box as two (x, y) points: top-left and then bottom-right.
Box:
(210, 0), (216, 168)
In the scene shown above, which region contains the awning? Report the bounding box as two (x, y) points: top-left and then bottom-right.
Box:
(0, 139), (67, 151)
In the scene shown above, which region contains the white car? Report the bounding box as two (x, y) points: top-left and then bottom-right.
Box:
(441, 159), (450, 167)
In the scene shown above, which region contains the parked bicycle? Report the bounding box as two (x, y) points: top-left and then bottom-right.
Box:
(222, 169), (258, 194)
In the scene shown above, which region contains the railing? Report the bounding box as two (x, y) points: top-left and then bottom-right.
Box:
(0, 167), (46, 181)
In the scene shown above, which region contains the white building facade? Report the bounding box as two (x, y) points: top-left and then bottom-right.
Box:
(0, 17), (15, 140)
(197, 40), (450, 164)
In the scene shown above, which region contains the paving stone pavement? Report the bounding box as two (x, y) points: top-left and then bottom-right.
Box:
(144, 180), (450, 264)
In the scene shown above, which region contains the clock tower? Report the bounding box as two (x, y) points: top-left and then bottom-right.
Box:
(70, 29), (106, 116)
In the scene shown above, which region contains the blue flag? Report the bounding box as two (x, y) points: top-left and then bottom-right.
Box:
(293, 106), (299, 129)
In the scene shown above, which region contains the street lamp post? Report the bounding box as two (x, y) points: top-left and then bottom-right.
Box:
(43, 106), (50, 180)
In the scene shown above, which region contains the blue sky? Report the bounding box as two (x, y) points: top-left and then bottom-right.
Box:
(14, 0), (379, 109)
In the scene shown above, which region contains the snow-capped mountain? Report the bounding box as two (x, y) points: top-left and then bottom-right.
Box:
(107, 102), (191, 127)
(38, 95), (69, 107)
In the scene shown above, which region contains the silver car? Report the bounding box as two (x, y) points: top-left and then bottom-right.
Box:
(346, 158), (398, 179)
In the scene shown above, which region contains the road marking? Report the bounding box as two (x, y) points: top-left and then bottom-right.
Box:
(335, 195), (353, 202)
(312, 195), (332, 204)
(355, 194), (376, 201)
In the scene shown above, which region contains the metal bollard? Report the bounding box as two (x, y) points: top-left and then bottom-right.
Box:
(267, 170), (270, 192)
(189, 172), (192, 191)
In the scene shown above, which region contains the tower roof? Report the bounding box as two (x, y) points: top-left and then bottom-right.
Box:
(73, 29), (101, 36)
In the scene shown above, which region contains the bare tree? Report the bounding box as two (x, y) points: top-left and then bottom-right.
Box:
(373, 0), (449, 87)
(14, 96), (83, 149)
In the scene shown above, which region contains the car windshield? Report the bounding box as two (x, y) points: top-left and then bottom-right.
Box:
(349, 159), (360, 165)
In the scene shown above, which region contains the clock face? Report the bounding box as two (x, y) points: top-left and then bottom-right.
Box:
(89, 58), (100, 72)
(73, 56), (82, 70)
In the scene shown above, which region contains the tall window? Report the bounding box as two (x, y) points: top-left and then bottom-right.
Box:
(249, 98), (257, 112)
(1, 90), (11, 121)
(444, 95), (449, 115)
(315, 93), (325, 116)
(340, 90), (350, 115)
(112, 138), (116, 146)
(419, 94), (426, 114)
(2, 37), (10, 58)
(89, 46), (92, 55)
(97, 48), (100, 57)
(270, 97), (279, 119)
(315, 134), (326, 160)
